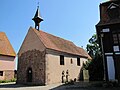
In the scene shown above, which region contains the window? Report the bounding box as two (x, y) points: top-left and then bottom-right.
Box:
(113, 46), (119, 52)
(71, 59), (73, 64)
(112, 32), (120, 52)
(112, 33), (120, 44)
(77, 58), (80, 66)
(0, 71), (3, 76)
(118, 34), (120, 43)
(113, 34), (118, 44)
(60, 55), (64, 65)
(102, 28), (110, 32)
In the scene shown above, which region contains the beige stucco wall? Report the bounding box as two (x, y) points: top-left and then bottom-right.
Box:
(0, 56), (15, 70)
(45, 50), (88, 84)
(0, 55), (15, 80)
(18, 27), (45, 57)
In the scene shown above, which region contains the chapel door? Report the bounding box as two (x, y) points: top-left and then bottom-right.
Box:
(27, 67), (32, 82)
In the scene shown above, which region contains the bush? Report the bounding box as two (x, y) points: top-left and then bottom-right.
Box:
(0, 78), (16, 83)
(65, 79), (74, 85)
(10, 78), (16, 82)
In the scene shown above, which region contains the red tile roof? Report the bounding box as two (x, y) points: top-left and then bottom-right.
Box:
(0, 32), (16, 57)
(77, 47), (92, 60)
(32, 27), (91, 59)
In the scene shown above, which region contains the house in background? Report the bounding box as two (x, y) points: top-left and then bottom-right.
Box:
(17, 6), (91, 85)
(0, 32), (16, 80)
(96, 0), (120, 82)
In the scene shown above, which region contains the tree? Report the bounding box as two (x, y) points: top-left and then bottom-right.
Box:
(86, 34), (104, 81)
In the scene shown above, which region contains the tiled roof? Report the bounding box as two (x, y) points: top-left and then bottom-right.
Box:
(32, 27), (91, 59)
(0, 32), (16, 57)
(77, 47), (92, 60)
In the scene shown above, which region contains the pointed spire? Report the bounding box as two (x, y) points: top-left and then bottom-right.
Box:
(32, 5), (43, 30)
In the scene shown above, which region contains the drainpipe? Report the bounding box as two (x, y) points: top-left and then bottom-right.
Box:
(100, 33), (107, 82)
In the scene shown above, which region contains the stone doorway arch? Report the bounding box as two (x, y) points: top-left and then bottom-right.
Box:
(27, 67), (32, 82)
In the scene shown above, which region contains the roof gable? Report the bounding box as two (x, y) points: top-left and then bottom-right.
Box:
(107, 3), (119, 9)
(18, 27), (46, 56)
(0, 32), (16, 57)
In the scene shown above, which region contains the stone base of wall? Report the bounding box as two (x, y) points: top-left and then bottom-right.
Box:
(17, 49), (46, 85)
(4, 70), (14, 80)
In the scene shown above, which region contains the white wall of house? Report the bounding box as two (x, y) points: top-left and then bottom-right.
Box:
(45, 52), (88, 84)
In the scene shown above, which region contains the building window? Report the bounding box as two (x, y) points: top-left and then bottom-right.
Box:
(113, 34), (118, 44)
(118, 34), (120, 43)
(113, 46), (119, 52)
(0, 71), (3, 76)
(112, 33), (120, 44)
(60, 55), (64, 65)
(71, 59), (73, 64)
(77, 58), (80, 66)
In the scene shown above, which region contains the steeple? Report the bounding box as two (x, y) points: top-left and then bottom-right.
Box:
(32, 6), (43, 30)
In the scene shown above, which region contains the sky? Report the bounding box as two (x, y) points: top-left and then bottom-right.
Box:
(0, 0), (107, 68)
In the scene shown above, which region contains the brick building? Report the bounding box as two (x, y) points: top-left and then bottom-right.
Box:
(0, 32), (16, 80)
(17, 6), (91, 85)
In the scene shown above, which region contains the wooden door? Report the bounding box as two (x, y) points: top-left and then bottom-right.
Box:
(27, 67), (32, 82)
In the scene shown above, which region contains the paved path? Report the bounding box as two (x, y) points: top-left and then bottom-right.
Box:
(0, 82), (63, 90)
(0, 82), (120, 90)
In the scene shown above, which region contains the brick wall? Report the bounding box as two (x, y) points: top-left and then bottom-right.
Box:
(17, 49), (46, 85)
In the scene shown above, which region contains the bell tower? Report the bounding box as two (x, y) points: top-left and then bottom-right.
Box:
(32, 6), (43, 30)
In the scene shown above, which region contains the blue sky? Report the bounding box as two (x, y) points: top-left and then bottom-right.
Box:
(0, 0), (106, 54)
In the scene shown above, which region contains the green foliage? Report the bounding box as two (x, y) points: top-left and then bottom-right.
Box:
(0, 78), (16, 83)
(86, 34), (101, 59)
(10, 78), (17, 82)
(65, 79), (74, 85)
(83, 60), (91, 70)
(86, 34), (104, 81)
